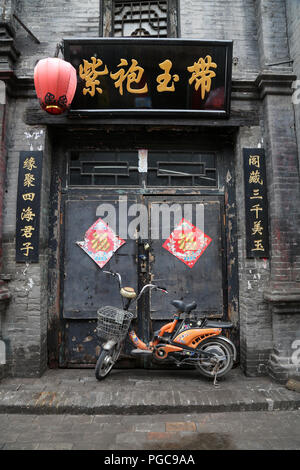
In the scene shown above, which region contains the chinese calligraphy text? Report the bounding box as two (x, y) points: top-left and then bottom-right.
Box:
(80, 55), (217, 98)
(16, 151), (43, 263)
(243, 148), (269, 258)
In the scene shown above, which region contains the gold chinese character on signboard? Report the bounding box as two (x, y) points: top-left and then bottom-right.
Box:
(250, 204), (263, 219)
(22, 192), (35, 202)
(79, 57), (109, 96)
(249, 155), (260, 168)
(23, 157), (37, 171)
(252, 220), (263, 236)
(23, 173), (35, 188)
(21, 225), (35, 239)
(110, 59), (148, 96)
(20, 242), (34, 257)
(21, 207), (35, 222)
(187, 55), (217, 99)
(249, 170), (263, 185)
(250, 188), (263, 200)
(251, 240), (264, 252)
(156, 59), (179, 92)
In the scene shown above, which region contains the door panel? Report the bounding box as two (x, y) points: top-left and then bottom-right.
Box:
(61, 194), (226, 365)
(63, 197), (138, 320)
(148, 197), (225, 321)
(63, 320), (99, 366)
(62, 195), (139, 365)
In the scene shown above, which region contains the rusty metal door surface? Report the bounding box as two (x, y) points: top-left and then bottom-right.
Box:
(61, 194), (138, 366)
(143, 196), (226, 347)
(57, 142), (231, 367)
(61, 194), (226, 367)
(148, 197), (224, 316)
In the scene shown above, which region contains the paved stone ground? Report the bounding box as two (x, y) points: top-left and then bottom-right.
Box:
(0, 410), (300, 450)
(0, 367), (300, 415)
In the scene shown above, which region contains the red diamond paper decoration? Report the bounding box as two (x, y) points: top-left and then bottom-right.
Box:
(162, 218), (212, 268)
(77, 218), (125, 269)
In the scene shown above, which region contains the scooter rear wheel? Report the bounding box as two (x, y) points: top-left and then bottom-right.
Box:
(195, 337), (234, 378)
(95, 343), (121, 381)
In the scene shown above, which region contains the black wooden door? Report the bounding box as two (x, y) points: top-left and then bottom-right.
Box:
(61, 193), (226, 366)
(58, 136), (232, 367)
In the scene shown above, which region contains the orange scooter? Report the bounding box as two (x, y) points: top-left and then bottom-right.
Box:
(95, 271), (236, 385)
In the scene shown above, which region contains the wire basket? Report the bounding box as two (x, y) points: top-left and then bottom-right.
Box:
(96, 306), (135, 341)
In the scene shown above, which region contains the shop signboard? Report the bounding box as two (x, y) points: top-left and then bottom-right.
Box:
(64, 38), (233, 117)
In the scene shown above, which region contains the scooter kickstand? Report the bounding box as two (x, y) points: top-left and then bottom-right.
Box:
(212, 361), (221, 388)
(213, 373), (219, 387)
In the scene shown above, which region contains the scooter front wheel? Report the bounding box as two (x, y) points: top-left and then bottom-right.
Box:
(195, 337), (234, 379)
(95, 343), (121, 381)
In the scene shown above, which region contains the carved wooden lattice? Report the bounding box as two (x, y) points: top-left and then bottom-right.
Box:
(113, 0), (168, 37)
(69, 151), (217, 187)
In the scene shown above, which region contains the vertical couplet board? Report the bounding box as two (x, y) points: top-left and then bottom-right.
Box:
(243, 148), (269, 258)
(16, 151), (43, 263)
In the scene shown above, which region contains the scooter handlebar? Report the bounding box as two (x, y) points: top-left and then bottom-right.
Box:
(103, 272), (168, 295)
(156, 286), (168, 293)
(103, 270), (122, 285)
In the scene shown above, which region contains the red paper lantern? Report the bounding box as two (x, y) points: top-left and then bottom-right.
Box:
(34, 57), (77, 115)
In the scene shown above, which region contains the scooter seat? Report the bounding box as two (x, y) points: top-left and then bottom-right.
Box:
(131, 349), (153, 355)
(171, 300), (186, 313)
(185, 301), (197, 313)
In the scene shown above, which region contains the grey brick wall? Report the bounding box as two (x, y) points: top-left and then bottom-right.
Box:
(13, 0), (100, 76)
(180, 0), (259, 78)
(255, 0), (291, 69)
(235, 126), (273, 376)
(255, 0), (300, 382)
(0, 0), (101, 377)
(1, 96), (50, 376)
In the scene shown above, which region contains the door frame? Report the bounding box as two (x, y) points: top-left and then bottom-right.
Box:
(47, 129), (239, 367)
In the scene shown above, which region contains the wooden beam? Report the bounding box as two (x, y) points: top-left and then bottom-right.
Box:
(25, 105), (258, 128)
